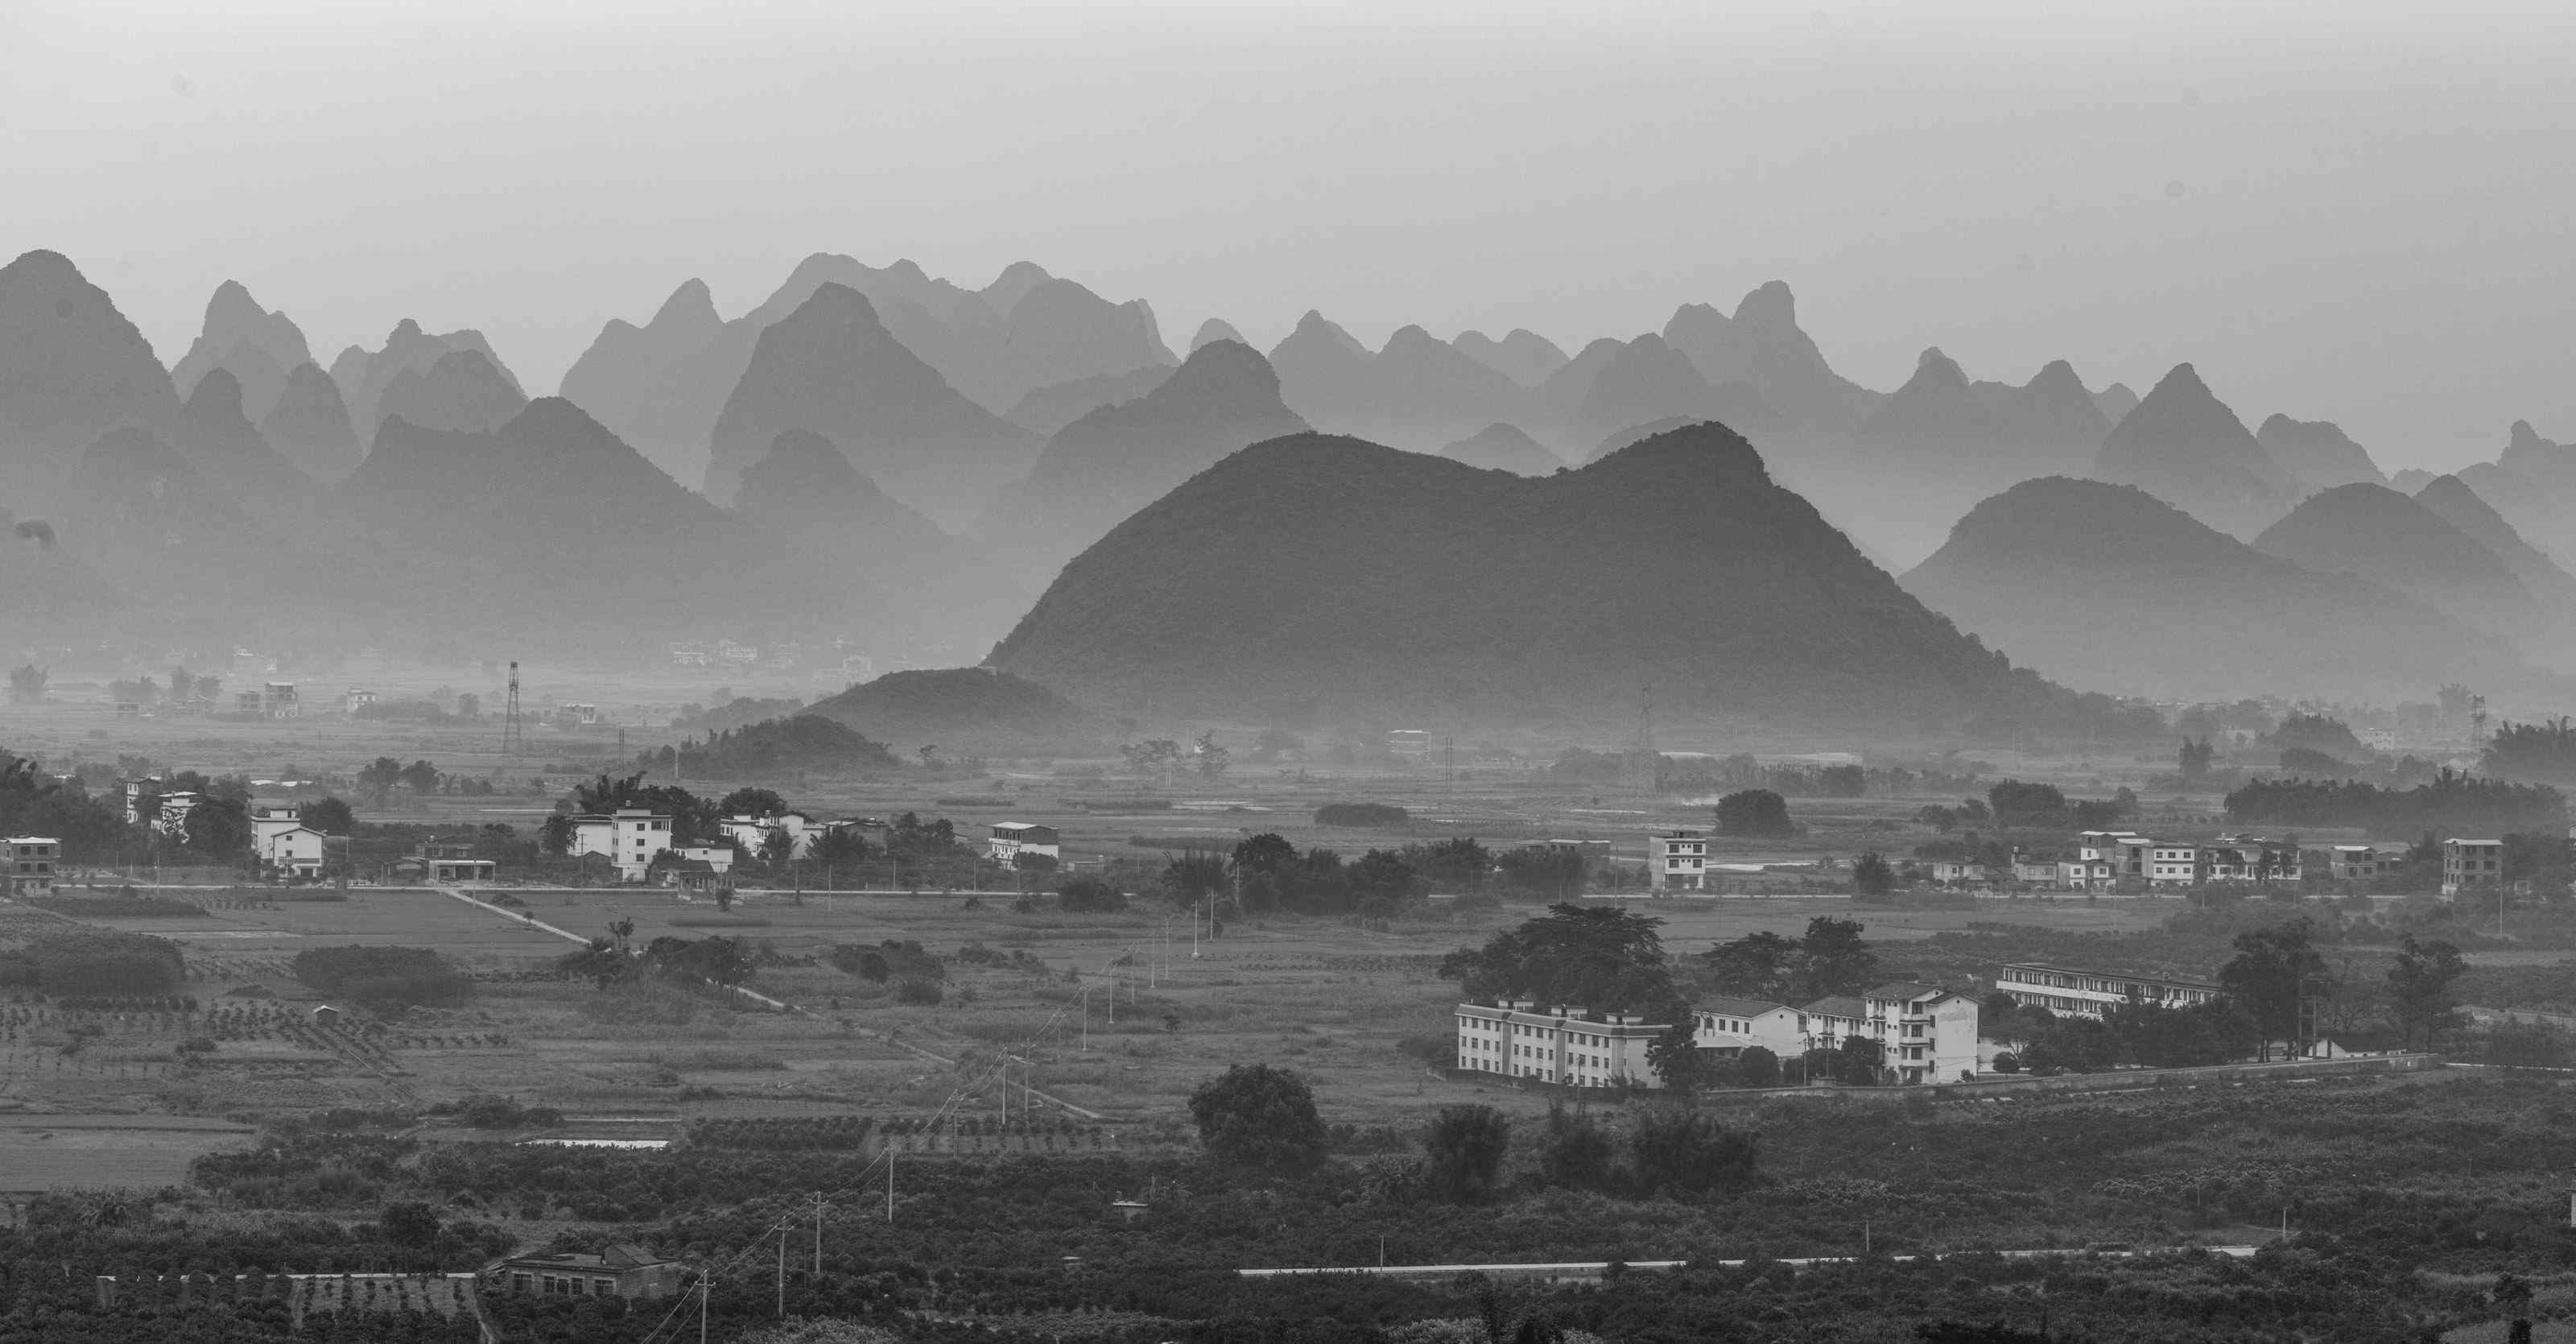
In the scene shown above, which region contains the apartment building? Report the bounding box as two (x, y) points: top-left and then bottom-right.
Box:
(1455, 1000), (1670, 1088)
(2306, 844), (2404, 882)
(1993, 961), (2222, 1019)
(2442, 838), (2505, 897)
(6, 837), (60, 895)
(2066, 831), (2150, 890)
(986, 821), (1063, 864)
(571, 808), (674, 883)
(1652, 829), (1709, 891)
(1796, 985), (1980, 1085)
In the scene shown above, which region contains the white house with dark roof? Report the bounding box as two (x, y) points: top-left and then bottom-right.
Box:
(1690, 995), (1802, 1061)
(1863, 982), (1980, 1085)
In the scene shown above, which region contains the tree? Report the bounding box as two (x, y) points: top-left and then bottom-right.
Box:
(2386, 937), (2467, 1050)
(717, 787), (788, 818)
(1120, 738), (1183, 776)
(1915, 804), (1960, 832)
(184, 796), (252, 858)
(1495, 845), (1586, 899)
(1422, 1104), (1511, 1202)
(1797, 917), (1880, 999)
(1186, 1064), (1327, 1170)
(1535, 1100), (1615, 1189)
(1348, 848), (1426, 907)
(1852, 851), (1896, 896)
(1713, 788), (1794, 837)
(1736, 1045), (1781, 1088)
(808, 826), (869, 869)
(1418, 837), (1492, 891)
(1057, 877), (1125, 912)
(398, 759), (443, 796)
(1195, 730), (1229, 779)
(538, 813), (576, 857)
(1831, 1034), (1885, 1084)
(1232, 832), (1298, 877)
(6, 665), (45, 705)
(1157, 850), (1228, 909)
(1439, 904), (1681, 1018)
(454, 692), (480, 718)
(378, 1201), (440, 1248)
(2217, 918), (2329, 1060)
(1627, 1107), (1760, 1194)
(1645, 1021), (1711, 1091)
(301, 796), (356, 837)
(1987, 780), (2070, 829)
(2179, 737), (2216, 782)
(357, 757), (404, 806)
(757, 827), (798, 871)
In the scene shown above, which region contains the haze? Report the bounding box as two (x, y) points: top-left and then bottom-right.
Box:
(3, 0), (2570, 470)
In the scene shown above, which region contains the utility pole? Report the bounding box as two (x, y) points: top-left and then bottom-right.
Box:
(809, 1193), (826, 1276)
(698, 1277), (709, 1344)
(775, 1218), (785, 1317)
(501, 661), (524, 756)
(886, 1149), (894, 1222)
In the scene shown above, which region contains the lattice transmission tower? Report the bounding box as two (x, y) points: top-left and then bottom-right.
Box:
(501, 660), (525, 756)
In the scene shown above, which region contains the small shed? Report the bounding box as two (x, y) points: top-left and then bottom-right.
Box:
(1111, 1198), (1147, 1223)
(310, 1004), (342, 1027)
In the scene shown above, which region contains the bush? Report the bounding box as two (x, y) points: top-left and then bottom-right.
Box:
(1714, 789), (1794, 837)
(1422, 1104), (1511, 1203)
(1056, 879), (1126, 913)
(291, 946), (471, 1012)
(1314, 802), (1410, 827)
(1991, 1051), (2021, 1074)
(0, 929), (188, 997)
(1628, 1107), (1761, 1195)
(1187, 1064), (1328, 1171)
(894, 979), (944, 1006)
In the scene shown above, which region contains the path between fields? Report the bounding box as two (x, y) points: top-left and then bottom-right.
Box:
(431, 890), (1107, 1122)
(1238, 1243), (2264, 1279)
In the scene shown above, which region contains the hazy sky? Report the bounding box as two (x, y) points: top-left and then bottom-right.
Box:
(4, 0), (2570, 470)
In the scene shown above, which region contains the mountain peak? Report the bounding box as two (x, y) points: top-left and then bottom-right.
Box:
(185, 366), (246, 419)
(651, 278), (719, 329)
(1734, 279), (1798, 330)
(1190, 317), (1246, 351)
(1911, 347), (1968, 389)
(2511, 420), (2544, 450)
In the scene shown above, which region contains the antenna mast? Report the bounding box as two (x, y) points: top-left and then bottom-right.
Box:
(502, 660), (526, 756)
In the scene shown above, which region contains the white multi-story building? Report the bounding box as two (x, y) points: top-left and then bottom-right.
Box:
(720, 812), (828, 858)
(261, 826), (327, 878)
(2067, 831), (2151, 890)
(1455, 1000), (1670, 1087)
(1862, 982), (1981, 1085)
(2442, 838), (2504, 897)
(1993, 962), (2222, 1019)
(2306, 844), (2403, 882)
(1652, 829), (1708, 891)
(7, 837), (60, 895)
(2148, 842), (2202, 887)
(987, 822), (1062, 864)
(572, 808), (674, 883)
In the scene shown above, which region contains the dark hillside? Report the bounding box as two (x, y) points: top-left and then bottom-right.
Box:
(989, 424), (2060, 730)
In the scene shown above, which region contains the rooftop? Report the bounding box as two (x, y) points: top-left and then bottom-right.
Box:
(2000, 961), (2220, 990)
(1699, 995), (1790, 1018)
(1802, 995), (1866, 1020)
(1864, 982), (1951, 1003)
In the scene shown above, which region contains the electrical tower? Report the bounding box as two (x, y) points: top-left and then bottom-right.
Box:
(1625, 680), (1657, 795)
(2469, 693), (2489, 755)
(501, 660), (525, 756)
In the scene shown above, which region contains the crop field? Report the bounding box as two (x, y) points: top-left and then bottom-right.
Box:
(0, 1114), (257, 1193)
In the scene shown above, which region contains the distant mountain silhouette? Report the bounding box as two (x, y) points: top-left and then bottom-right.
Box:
(339, 399), (825, 642)
(1575, 334), (1775, 438)
(2415, 474), (2576, 623)
(374, 349), (530, 436)
(1004, 365), (1174, 438)
(258, 363), (363, 484)
(978, 340), (1308, 576)
(562, 256), (1171, 485)
(989, 424), (2062, 729)
(1368, 325), (1541, 443)
(2255, 415), (2384, 488)
(559, 276), (727, 482)
(1541, 338), (1629, 422)
(174, 369), (317, 530)
(807, 668), (1100, 754)
(2413, 421), (2576, 564)
(56, 428), (303, 611)
(1439, 423), (1565, 475)
(732, 428), (965, 602)
(1453, 329), (1570, 388)
(171, 281), (313, 421)
(1903, 477), (2512, 701)
(0, 250), (184, 500)
(1190, 318), (1247, 352)
(2091, 363), (2299, 537)
(2093, 383), (2140, 425)
(1585, 416), (1698, 464)
(702, 283), (1039, 523)
(1675, 282), (1881, 432)
(2255, 482), (2536, 640)
(331, 319), (522, 436)
(1268, 311), (1378, 423)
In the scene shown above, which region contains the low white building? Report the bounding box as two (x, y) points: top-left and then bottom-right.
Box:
(719, 812), (827, 859)
(1652, 829), (1708, 891)
(1993, 962), (2221, 1019)
(1455, 999), (1670, 1087)
(260, 825), (327, 879)
(1690, 996), (1803, 1060)
(572, 808), (674, 883)
(987, 822), (1062, 864)
(676, 845), (735, 874)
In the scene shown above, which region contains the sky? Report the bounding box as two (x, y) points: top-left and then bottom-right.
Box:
(2, 0), (2570, 471)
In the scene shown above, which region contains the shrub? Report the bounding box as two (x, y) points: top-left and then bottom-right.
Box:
(1422, 1105), (1511, 1203)
(1187, 1064), (1328, 1171)
(1714, 789), (1795, 837)
(894, 979), (944, 1006)
(1056, 879), (1126, 912)
(291, 947), (470, 1012)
